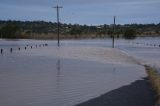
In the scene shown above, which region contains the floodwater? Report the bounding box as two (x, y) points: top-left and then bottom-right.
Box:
(116, 37), (160, 71)
(0, 37), (159, 106)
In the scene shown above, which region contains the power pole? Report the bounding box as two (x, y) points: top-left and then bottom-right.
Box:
(54, 5), (63, 47)
(30, 25), (33, 39)
(112, 16), (116, 48)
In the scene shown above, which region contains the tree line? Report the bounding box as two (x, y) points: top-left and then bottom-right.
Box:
(0, 20), (159, 39)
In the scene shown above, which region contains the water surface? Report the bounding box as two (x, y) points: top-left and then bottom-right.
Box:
(0, 38), (158, 106)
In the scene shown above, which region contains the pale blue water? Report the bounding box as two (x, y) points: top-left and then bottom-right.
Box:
(117, 37), (160, 71)
(0, 37), (159, 106)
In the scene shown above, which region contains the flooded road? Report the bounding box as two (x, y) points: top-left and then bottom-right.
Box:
(0, 38), (158, 106)
(116, 37), (160, 72)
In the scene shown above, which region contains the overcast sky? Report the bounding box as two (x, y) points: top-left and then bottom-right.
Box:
(0, 0), (160, 25)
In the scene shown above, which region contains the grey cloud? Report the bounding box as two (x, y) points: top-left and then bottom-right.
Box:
(0, 0), (159, 24)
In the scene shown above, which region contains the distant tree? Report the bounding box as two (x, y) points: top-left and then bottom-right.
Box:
(97, 30), (106, 35)
(155, 30), (159, 34)
(0, 29), (2, 38)
(0, 23), (20, 38)
(1, 20), (160, 39)
(69, 27), (82, 35)
(123, 28), (136, 39)
(107, 29), (113, 35)
(115, 30), (121, 38)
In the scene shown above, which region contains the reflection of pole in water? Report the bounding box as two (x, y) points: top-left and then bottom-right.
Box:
(10, 48), (13, 53)
(56, 58), (62, 97)
(56, 59), (61, 75)
(113, 67), (116, 72)
(113, 67), (117, 81)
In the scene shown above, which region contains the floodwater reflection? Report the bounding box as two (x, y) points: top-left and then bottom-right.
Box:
(56, 58), (63, 90)
(0, 38), (157, 106)
(56, 58), (61, 77)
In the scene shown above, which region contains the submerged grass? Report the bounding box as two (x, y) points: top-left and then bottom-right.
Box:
(145, 65), (160, 106)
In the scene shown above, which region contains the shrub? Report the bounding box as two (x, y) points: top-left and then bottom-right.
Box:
(123, 28), (136, 39)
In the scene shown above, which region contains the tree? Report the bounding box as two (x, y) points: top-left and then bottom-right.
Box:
(97, 30), (106, 36)
(69, 27), (82, 38)
(0, 23), (20, 38)
(123, 28), (136, 39)
(107, 29), (113, 34)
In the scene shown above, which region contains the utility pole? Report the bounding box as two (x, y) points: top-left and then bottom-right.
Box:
(112, 16), (116, 48)
(30, 25), (33, 39)
(54, 5), (63, 47)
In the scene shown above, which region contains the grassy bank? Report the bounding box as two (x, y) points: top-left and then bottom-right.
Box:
(145, 65), (160, 106)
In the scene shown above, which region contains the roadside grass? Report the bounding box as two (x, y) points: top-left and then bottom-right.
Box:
(145, 65), (160, 106)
